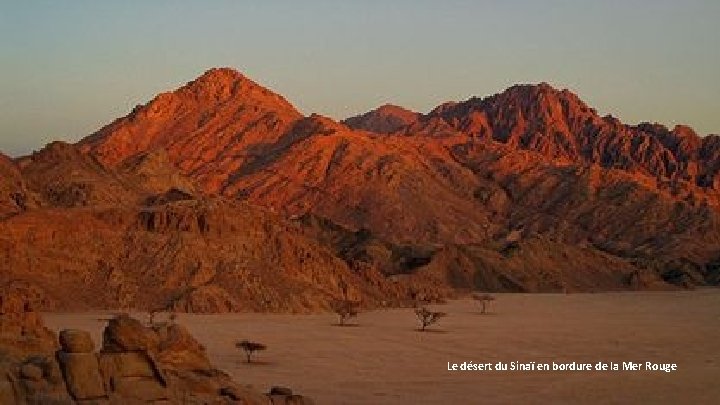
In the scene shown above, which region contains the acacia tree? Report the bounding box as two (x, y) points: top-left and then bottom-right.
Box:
(236, 340), (267, 363)
(331, 299), (359, 326)
(414, 307), (446, 331)
(472, 293), (496, 314)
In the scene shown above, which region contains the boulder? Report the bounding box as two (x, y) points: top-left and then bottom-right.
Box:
(102, 314), (159, 353)
(94, 314), (311, 404)
(59, 329), (95, 353)
(155, 323), (212, 371)
(24, 355), (64, 385)
(19, 362), (44, 381)
(270, 386), (293, 396)
(167, 369), (223, 395)
(56, 352), (106, 400)
(269, 393), (315, 405)
(98, 351), (165, 394)
(220, 385), (270, 404)
(287, 395), (315, 405)
(267, 386), (314, 405)
(98, 351), (156, 379)
(111, 376), (170, 401)
(19, 378), (50, 398)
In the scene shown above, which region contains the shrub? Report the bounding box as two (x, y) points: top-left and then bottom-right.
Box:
(472, 293), (496, 314)
(414, 306), (446, 331)
(236, 340), (267, 363)
(331, 299), (360, 326)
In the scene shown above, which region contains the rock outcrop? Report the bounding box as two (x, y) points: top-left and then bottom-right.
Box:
(0, 290), (313, 404)
(0, 284), (72, 404)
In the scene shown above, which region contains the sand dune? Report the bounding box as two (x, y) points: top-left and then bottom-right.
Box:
(44, 290), (720, 404)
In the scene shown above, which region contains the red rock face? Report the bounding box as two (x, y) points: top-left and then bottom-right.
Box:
(412, 83), (720, 194)
(73, 68), (720, 289)
(80, 68), (303, 194)
(3, 67), (719, 309)
(1, 138), (449, 312)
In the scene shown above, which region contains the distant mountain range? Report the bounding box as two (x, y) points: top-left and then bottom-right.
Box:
(2, 67), (718, 312)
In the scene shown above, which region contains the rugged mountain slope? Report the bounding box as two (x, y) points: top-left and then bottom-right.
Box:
(1, 141), (448, 312)
(0, 152), (32, 218)
(343, 104), (420, 134)
(451, 141), (720, 282)
(400, 83), (720, 200)
(345, 83), (720, 202)
(296, 213), (666, 293)
(6, 67), (720, 311)
(80, 67), (303, 193)
(0, 199), (349, 312)
(15, 141), (196, 208)
(73, 68), (720, 289)
(16, 141), (138, 208)
(223, 116), (501, 245)
(81, 69), (500, 244)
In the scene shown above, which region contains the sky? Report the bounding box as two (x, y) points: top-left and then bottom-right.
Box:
(1, 0), (719, 156)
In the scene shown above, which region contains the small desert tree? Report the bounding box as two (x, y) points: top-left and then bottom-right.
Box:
(331, 299), (360, 326)
(472, 293), (496, 314)
(147, 310), (158, 327)
(236, 340), (267, 363)
(414, 306), (446, 331)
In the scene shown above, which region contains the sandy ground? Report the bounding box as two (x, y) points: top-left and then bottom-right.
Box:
(45, 290), (720, 404)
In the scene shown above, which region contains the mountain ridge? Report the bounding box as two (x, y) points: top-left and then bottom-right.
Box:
(71, 68), (720, 288)
(2, 67), (719, 313)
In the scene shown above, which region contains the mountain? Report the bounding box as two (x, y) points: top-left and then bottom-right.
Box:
(74, 68), (720, 289)
(80, 67), (303, 194)
(343, 104), (420, 134)
(1, 141), (446, 312)
(3, 67), (720, 313)
(432, 84), (720, 193)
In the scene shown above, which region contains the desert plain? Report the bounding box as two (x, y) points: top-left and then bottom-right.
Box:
(44, 289), (720, 404)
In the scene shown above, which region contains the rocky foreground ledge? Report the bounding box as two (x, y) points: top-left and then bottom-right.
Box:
(0, 283), (313, 404)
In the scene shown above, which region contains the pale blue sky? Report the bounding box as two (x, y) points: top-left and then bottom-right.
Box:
(1, 0), (718, 156)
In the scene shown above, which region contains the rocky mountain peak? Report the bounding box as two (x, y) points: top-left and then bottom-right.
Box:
(344, 103), (420, 134)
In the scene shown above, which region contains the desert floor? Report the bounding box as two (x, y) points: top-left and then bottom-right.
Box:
(45, 290), (720, 404)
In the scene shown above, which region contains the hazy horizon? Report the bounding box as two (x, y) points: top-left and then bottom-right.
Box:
(1, 0), (719, 157)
